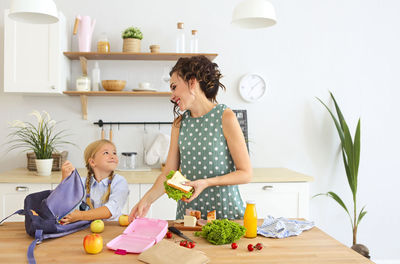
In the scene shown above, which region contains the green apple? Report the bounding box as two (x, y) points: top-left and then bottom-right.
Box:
(90, 219), (104, 233)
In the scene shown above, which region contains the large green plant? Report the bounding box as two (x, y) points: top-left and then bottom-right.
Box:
(316, 92), (366, 245)
(7, 110), (74, 159)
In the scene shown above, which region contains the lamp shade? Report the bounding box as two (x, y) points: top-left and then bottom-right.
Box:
(9, 0), (58, 24)
(232, 0), (276, 29)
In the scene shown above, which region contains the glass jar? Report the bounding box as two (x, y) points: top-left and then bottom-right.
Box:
(76, 75), (91, 91)
(97, 33), (110, 52)
(120, 152), (137, 170)
(244, 200), (258, 238)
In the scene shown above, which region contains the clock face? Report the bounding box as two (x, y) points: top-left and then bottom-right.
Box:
(239, 74), (266, 102)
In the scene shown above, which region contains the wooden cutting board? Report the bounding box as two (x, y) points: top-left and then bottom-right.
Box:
(173, 222), (202, 231)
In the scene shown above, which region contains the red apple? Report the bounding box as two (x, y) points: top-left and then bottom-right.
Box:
(83, 233), (103, 254)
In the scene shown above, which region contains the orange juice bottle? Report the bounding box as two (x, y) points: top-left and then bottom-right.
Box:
(244, 200), (257, 238)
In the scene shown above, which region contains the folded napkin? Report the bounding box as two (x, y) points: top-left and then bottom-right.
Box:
(138, 240), (209, 264)
(257, 215), (314, 238)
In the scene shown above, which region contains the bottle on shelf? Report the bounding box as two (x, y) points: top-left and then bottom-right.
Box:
(91, 61), (101, 91)
(243, 200), (258, 238)
(176, 22), (185, 53)
(190, 30), (199, 53)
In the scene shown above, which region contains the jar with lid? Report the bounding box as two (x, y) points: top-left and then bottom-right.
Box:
(97, 32), (110, 52)
(244, 200), (258, 238)
(120, 152), (137, 170)
(176, 22), (185, 53)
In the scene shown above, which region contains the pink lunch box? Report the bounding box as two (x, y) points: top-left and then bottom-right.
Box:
(107, 217), (168, 254)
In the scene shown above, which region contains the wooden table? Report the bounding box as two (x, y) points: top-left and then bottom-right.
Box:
(0, 221), (373, 263)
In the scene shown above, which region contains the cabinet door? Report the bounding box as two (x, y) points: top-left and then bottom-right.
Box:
(140, 184), (177, 220)
(127, 184), (140, 216)
(3, 10), (68, 94)
(0, 183), (51, 222)
(239, 182), (309, 219)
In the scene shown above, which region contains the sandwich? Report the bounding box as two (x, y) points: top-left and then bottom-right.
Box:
(164, 170), (193, 201)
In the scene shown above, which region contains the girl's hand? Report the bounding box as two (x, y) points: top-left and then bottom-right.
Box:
(182, 179), (208, 203)
(61, 160), (75, 181)
(59, 210), (81, 224)
(128, 200), (151, 222)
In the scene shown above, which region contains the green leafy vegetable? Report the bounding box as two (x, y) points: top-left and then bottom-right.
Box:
(164, 170), (193, 201)
(195, 219), (246, 245)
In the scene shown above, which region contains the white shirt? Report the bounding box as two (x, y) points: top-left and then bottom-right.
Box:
(81, 174), (129, 221)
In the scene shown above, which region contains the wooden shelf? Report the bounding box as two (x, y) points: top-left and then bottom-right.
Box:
(62, 51), (218, 120)
(63, 52), (218, 61)
(63, 91), (171, 96)
(63, 91), (171, 120)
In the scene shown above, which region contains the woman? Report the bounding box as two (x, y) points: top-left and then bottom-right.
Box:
(129, 55), (252, 221)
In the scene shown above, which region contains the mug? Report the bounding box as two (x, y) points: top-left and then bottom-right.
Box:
(138, 82), (151, 90)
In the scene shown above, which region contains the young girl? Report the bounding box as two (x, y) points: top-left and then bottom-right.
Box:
(60, 139), (129, 224)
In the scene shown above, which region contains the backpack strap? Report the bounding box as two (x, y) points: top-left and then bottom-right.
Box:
(27, 229), (43, 264)
(0, 209), (24, 225)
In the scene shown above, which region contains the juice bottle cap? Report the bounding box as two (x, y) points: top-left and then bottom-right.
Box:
(246, 200), (256, 204)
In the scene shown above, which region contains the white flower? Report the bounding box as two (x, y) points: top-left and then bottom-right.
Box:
(29, 110), (42, 123)
(9, 120), (26, 128)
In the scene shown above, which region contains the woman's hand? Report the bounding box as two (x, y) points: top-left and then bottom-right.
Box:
(182, 179), (209, 203)
(59, 210), (81, 224)
(128, 199), (151, 222)
(61, 160), (75, 181)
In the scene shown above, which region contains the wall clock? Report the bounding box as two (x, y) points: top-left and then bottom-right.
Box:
(238, 73), (267, 102)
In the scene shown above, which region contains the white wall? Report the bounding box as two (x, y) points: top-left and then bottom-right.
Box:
(0, 0), (399, 261)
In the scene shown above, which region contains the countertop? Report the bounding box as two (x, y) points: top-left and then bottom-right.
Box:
(0, 220), (372, 264)
(0, 168), (313, 184)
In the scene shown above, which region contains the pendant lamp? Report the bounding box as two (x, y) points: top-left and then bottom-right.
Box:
(9, 0), (58, 24)
(232, 0), (276, 29)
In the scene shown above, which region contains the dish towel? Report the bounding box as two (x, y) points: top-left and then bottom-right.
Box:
(145, 133), (170, 165)
(138, 240), (209, 264)
(257, 215), (314, 238)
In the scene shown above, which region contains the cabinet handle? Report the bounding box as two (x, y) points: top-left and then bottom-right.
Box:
(262, 185), (273, 191)
(51, 85), (55, 90)
(15, 186), (29, 192)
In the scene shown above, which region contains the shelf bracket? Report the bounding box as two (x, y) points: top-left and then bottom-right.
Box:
(80, 95), (88, 120)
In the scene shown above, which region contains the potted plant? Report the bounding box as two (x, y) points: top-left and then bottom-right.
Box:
(7, 110), (75, 176)
(315, 92), (369, 259)
(122, 26), (143, 52)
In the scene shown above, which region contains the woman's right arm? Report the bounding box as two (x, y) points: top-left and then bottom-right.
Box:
(128, 118), (181, 222)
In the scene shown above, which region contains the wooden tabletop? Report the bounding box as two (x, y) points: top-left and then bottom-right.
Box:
(0, 220), (372, 264)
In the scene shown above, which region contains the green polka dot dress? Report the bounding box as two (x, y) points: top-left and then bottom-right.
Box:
(176, 104), (245, 220)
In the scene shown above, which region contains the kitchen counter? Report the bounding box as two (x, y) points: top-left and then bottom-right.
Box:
(0, 220), (372, 264)
(0, 167), (313, 184)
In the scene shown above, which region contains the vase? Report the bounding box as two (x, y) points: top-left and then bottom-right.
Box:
(123, 38), (141, 52)
(35, 159), (53, 176)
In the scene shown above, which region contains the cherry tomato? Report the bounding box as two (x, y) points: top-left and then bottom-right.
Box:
(247, 244), (254, 252)
(166, 232), (172, 239)
(180, 240), (187, 247)
(231, 243), (238, 249)
(189, 242), (195, 248)
(255, 242), (263, 250)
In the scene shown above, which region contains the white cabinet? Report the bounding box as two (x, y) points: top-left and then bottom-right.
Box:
(3, 10), (70, 94)
(127, 184), (140, 216)
(239, 182), (309, 219)
(0, 183), (51, 222)
(139, 184), (177, 220)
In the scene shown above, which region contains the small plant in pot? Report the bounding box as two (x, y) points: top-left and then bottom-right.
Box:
(315, 92), (370, 259)
(6, 110), (75, 176)
(122, 26), (143, 52)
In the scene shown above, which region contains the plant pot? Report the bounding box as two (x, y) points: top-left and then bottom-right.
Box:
(35, 159), (53, 176)
(123, 38), (141, 52)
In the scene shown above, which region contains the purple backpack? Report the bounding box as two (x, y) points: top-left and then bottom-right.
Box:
(0, 169), (90, 264)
